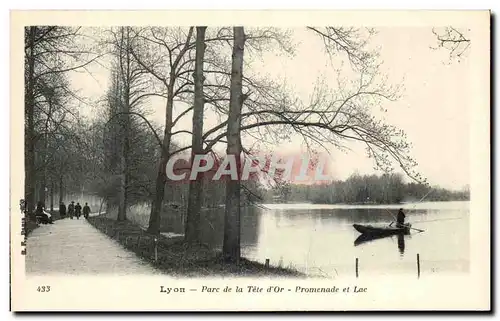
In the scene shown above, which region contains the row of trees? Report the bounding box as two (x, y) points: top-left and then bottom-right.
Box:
(266, 173), (470, 204)
(24, 27), (104, 216)
(87, 26), (423, 263)
(25, 25), (470, 263)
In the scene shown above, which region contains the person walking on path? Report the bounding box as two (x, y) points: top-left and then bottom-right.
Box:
(59, 202), (67, 218)
(83, 203), (91, 219)
(68, 201), (75, 219)
(75, 202), (82, 220)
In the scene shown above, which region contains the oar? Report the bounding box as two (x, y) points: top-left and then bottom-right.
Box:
(384, 207), (398, 222)
(416, 189), (433, 204)
(405, 188), (434, 232)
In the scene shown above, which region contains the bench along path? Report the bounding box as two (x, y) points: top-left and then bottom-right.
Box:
(25, 215), (159, 275)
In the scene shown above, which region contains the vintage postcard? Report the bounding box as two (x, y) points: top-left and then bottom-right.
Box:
(10, 10), (490, 311)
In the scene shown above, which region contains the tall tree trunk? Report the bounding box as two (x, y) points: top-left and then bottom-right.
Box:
(148, 166), (167, 234)
(117, 85), (130, 221)
(185, 26), (207, 243)
(117, 117), (127, 220)
(50, 180), (54, 212)
(38, 180), (46, 207)
(146, 27), (194, 235)
(25, 26), (36, 218)
(58, 173), (64, 205)
(117, 27), (131, 221)
(39, 132), (49, 207)
(99, 198), (105, 215)
(222, 27), (246, 264)
(34, 181), (39, 207)
(147, 85), (173, 234)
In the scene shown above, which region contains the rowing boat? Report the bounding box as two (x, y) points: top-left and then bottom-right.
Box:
(352, 223), (411, 236)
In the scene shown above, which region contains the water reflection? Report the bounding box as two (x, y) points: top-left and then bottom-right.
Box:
(354, 233), (390, 246)
(354, 233), (407, 260)
(354, 232), (407, 257)
(160, 206), (261, 250)
(397, 234), (405, 256)
(160, 201), (469, 276)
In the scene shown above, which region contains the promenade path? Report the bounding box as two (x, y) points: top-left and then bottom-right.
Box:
(25, 215), (159, 275)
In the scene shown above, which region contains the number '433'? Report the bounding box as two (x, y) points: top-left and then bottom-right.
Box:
(37, 286), (50, 292)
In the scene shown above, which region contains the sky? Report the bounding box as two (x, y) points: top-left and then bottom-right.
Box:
(69, 26), (471, 190)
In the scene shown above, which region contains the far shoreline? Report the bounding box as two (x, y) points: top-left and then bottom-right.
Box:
(258, 200), (470, 210)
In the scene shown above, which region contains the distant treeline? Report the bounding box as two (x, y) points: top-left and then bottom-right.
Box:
(264, 173), (470, 204)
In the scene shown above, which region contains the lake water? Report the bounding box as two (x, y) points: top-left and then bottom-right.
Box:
(242, 201), (470, 278)
(136, 201), (470, 278)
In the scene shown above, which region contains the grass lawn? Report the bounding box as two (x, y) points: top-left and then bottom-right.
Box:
(87, 215), (305, 278)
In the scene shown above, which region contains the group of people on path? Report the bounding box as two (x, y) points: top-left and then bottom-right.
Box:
(59, 201), (91, 220)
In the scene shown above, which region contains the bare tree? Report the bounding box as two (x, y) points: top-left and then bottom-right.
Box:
(222, 27), (246, 263)
(105, 27), (153, 220)
(195, 27), (422, 263)
(307, 27), (379, 71)
(128, 27), (195, 234)
(24, 26), (101, 216)
(124, 27), (294, 237)
(169, 27), (420, 259)
(47, 27), (423, 266)
(185, 27), (207, 243)
(432, 27), (471, 61)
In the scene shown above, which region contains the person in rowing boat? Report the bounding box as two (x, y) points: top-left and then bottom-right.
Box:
(396, 208), (406, 228)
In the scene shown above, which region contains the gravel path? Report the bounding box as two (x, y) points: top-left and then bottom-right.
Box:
(25, 216), (159, 275)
